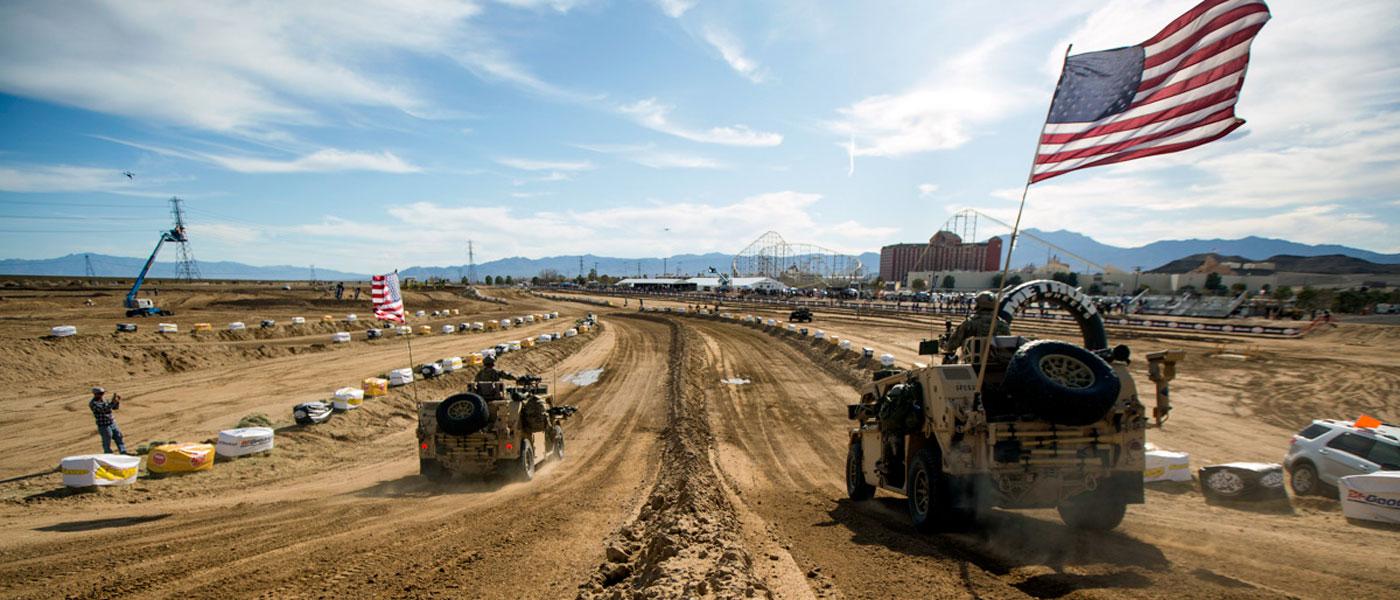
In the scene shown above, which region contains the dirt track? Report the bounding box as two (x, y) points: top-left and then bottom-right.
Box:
(0, 286), (1397, 598)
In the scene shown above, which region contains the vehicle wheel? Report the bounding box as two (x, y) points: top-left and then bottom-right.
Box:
(435, 393), (491, 436)
(1289, 462), (1319, 496)
(846, 440), (875, 501)
(1004, 340), (1121, 426)
(1058, 489), (1127, 531)
(514, 439), (536, 482)
(420, 458), (450, 482)
(906, 447), (951, 532)
(550, 425), (566, 461)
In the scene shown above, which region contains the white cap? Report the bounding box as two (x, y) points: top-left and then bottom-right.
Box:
(92, 386), (105, 394)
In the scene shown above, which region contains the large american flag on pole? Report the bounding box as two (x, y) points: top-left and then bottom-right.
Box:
(1031, 0), (1270, 183)
(371, 272), (406, 323)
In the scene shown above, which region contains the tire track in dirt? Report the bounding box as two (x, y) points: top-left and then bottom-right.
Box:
(0, 315), (666, 600)
(578, 315), (768, 600)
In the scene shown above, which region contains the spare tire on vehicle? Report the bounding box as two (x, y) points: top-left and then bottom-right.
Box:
(436, 393), (491, 436)
(1004, 340), (1120, 426)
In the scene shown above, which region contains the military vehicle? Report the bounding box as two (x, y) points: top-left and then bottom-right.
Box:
(845, 280), (1182, 531)
(418, 374), (577, 482)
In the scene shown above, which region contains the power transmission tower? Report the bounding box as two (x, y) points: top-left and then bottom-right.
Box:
(168, 197), (200, 281)
(84, 254), (96, 279)
(310, 264), (318, 284)
(467, 239), (477, 284)
(578, 256), (585, 279)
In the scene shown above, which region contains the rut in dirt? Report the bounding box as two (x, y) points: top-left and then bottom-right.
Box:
(578, 315), (768, 600)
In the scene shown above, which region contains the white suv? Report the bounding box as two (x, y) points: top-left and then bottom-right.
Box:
(1284, 419), (1400, 496)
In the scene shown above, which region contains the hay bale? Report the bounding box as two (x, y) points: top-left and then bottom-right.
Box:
(236, 413), (274, 429)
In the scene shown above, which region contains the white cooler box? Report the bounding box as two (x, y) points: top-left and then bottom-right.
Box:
(291, 316), (306, 325)
(440, 357), (464, 372)
(1340, 472), (1400, 525)
(51, 325), (78, 337)
(389, 368), (414, 386)
(158, 323), (179, 333)
(333, 387), (365, 410)
(228, 322), (246, 331)
(216, 427), (274, 457)
(331, 332), (351, 343)
(1145, 449), (1192, 483)
(442, 325), (455, 334)
(60, 454), (139, 487)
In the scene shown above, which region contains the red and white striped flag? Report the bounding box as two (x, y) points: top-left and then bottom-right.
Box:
(1032, 0), (1270, 183)
(371, 272), (406, 323)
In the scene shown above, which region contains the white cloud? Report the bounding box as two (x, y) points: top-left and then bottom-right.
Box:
(917, 183), (939, 198)
(0, 1), (481, 135)
(653, 0), (695, 18)
(287, 190), (887, 268)
(620, 99), (782, 146)
(574, 142), (724, 169)
(96, 136), (420, 174)
(0, 164), (136, 193)
(830, 31), (1036, 160)
(496, 157), (595, 171)
(702, 27), (766, 83)
(493, 0), (588, 13)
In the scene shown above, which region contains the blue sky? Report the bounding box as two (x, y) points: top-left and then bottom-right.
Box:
(0, 0), (1397, 274)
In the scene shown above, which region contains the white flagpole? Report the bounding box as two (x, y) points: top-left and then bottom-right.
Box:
(973, 44), (1073, 396)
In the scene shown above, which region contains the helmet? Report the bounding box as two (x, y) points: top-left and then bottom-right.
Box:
(92, 386), (105, 394)
(975, 291), (996, 311)
(483, 356), (496, 367)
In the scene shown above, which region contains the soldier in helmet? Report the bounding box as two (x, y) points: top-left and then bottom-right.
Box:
(944, 291), (1011, 354)
(475, 356), (517, 383)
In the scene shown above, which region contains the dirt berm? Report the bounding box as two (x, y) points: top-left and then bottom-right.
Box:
(579, 315), (768, 599)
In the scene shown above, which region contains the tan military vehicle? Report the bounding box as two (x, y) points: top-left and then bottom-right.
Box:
(846, 280), (1182, 531)
(418, 374), (577, 482)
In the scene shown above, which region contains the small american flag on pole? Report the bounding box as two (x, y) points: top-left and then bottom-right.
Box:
(1031, 0), (1270, 183)
(371, 272), (406, 323)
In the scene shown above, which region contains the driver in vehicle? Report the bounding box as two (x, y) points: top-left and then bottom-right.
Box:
(475, 356), (517, 383)
(944, 291), (1010, 355)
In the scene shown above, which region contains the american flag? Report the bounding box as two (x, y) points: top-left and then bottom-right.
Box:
(371, 272), (406, 323)
(1031, 0), (1270, 183)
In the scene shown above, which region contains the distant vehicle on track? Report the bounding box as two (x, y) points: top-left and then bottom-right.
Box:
(417, 375), (577, 482)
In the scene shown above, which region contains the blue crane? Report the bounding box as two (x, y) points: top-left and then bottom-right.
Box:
(125, 226), (186, 317)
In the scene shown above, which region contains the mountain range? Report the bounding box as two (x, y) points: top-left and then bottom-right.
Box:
(3, 230), (1396, 281)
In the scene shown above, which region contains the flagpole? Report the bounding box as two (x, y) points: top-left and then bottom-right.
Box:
(405, 322), (420, 403)
(974, 43), (1073, 396)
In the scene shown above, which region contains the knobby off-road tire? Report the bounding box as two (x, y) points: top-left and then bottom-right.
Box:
(435, 393), (491, 436)
(550, 425), (566, 461)
(906, 447), (973, 532)
(846, 440), (875, 501)
(513, 439), (536, 482)
(1057, 488), (1128, 531)
(1289, 461), (1319, 496)
(1005, 340), (1121, 426)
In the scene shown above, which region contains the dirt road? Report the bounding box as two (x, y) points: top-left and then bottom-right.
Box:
(1, 287), (1396, 599)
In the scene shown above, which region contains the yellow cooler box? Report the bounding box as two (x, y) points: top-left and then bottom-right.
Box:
(147, 443), (215, 474)
(418, 325), (433, 335)
(362, 377), (389, 397)
(193, 322), (213, 332)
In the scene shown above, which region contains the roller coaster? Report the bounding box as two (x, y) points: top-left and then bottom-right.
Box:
(731, 231), (865, 288)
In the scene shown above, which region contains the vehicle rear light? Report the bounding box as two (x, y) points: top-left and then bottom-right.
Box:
(506, 443), (514, 450)
(420, 442), (428, 450)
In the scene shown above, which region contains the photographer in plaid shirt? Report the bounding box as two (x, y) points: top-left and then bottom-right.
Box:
(89, 387), (129, 455)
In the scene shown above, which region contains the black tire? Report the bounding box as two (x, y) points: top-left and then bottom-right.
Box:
(1058, 489), (1127, 531)
(514, 439), (536, 481)
(420, 458), (451, 482)
(1004, 340), (1121, 426)
(846, 440), (875, 501)
(435, 393), (491, 436)
(1289, 461), (1319, 496)
(906, 447), (953, 532)
(550, 425), (566, 460)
